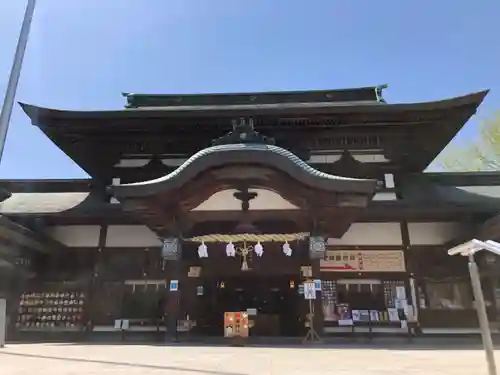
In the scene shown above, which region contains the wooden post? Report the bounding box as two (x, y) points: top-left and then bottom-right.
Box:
(311, 259), (324, 336)
(87, 224), (108, 337)
(166, 264), (182, 342)
(163, 237), (183, 342)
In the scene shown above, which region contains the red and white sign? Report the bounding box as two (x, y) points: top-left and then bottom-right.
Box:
(320, 250), (405, 272)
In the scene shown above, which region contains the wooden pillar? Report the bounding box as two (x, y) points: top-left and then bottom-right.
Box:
(308, 235), (326, 337)
(162, 237), (183, 342)
(395, 173), (419, 333)
(87, 224), (108, 331)
(311, 259), (324, 335)
(182, 271), (197, 330)
(166, 262), (182, 341)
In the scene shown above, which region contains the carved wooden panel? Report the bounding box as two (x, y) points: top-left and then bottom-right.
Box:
(148, 166), (339, 213)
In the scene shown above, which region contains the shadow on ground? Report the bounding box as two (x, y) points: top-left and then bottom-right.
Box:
(0, 351), (247, 375)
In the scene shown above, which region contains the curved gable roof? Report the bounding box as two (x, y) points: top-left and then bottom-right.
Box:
(110, 143), (378, 198)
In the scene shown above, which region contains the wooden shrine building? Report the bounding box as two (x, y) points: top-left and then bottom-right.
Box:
(2, 85), (500, 341)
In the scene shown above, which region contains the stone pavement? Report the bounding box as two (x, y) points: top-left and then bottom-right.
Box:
(1, 343), (499, 375)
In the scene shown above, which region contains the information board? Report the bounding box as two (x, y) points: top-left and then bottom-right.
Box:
(303, 282), (316, 300)
(320, 250), (405, 272)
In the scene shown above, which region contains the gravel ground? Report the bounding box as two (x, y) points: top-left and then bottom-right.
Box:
(1, 343), (498, 375)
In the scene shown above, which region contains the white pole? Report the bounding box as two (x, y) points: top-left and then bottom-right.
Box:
(0, 298), (5, 348)
(469, 254), (497, 375)
(0, 0), (37, 162)
(0, 0), (36, 349)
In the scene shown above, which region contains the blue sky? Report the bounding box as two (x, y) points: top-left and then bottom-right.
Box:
(0, 0), (498, 179)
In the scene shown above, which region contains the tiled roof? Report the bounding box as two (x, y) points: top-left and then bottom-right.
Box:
(0, 192), (91, 214)
(400, 175), (500, 208)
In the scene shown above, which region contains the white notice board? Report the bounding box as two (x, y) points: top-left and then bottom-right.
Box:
(304, 282), (316, 300)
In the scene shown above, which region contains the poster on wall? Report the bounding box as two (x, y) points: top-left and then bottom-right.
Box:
(322, 280), (338, 321)
(320, 250), (406, 272)
(314, 279), (322, 291)
(337, 303), (353, 326)
(224, 311), (249, 338)
(169, 280), (179, 292)
(323, 303), (338, 321)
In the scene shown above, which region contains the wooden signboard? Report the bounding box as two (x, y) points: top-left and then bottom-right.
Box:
(320, 250), (406, 272)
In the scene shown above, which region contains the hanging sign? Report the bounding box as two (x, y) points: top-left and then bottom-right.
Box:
(320, 250), (406, 272)
(169, 280), (179, 292)
(162, 238), (180, 260)
(309, 236), (326, 259)
(303, 281), (316, 300)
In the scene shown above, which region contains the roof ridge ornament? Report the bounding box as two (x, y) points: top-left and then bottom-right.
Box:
(375, 84), (388, 103)
(212, 117), (275, 146)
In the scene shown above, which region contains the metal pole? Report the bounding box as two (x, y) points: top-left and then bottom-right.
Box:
(0, 0), (37, 163)
(469, 253), (497, 375)
(0, 298), (6, 348)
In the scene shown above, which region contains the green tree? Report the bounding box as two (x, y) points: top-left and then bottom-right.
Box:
(436, 112), (500, 172)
